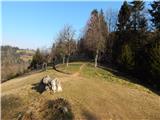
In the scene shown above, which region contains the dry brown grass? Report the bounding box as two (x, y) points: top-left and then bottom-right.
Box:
(1, 62), (160, 120)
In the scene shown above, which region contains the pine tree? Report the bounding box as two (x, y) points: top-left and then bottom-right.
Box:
(113, 1), (133, 68)
(130, 0), (147, 31)
(55, 37), (67, 64)
(117, 1), (131, 31)
(149, 0), (160, 31)
(129, 0), (148, 48)
(138, 15), (148, 31)
(30, 48), (43, 69)
(136, 37), (160, 89)
(120, 44), (134, 70)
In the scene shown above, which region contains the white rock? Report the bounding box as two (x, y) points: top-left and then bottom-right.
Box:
(42, 75), (51, 85)
(57, 81), (62, 92)
(51, 79), (57, 93)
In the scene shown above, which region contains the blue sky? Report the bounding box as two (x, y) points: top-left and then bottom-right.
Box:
(2, 1), (124, 49)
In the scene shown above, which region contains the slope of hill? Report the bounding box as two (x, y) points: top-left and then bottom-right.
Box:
(1, 62), (160, 120)
(1, 45), (35, 82)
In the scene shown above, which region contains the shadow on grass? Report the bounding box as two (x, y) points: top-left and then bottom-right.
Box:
(47, 67), (71, 75)
(98, 65), (160, 96)
(31, 81), (46, 94)
(82, 109), (98, 120)
(55, 69), (71, 75)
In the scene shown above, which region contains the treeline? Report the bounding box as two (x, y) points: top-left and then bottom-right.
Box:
(30, 0), (160, 90)
(111, 1), (160, 89)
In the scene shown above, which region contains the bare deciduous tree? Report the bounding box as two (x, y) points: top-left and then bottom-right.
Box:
(53, 25), (76, 67)
(106, 9), (118, 32)
(84, 9), (108, 67)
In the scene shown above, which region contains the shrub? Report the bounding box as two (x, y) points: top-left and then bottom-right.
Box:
(120, 44), (135, 70)
(44, 98), (74, 120)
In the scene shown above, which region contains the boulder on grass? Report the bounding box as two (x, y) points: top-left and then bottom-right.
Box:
(41, 75), (62, 93)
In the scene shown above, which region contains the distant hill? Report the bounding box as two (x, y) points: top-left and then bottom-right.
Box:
(1, 46), (35, 64)
(1, 45), (35, 82)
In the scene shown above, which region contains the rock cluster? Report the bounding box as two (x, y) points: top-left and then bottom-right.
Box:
(42, 75), (62, 93)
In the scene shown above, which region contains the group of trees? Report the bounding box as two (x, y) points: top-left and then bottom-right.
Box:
(111, 0), (160, 89)
(78, 0), (160, 89)
(81, 9), (108, 67)
(30, 25), (77, 69)
(30, 48), (50, 70)
(52, 25), (77, 67)
(30, 0), (160, 89)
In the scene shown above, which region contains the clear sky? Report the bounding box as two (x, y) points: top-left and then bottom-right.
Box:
(2, 1), (124, 50)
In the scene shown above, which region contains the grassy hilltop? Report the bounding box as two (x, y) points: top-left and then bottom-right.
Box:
(1, 62), (160, 120)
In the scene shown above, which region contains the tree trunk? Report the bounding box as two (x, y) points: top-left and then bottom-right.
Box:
(95, 49), (99, 67)
(66, 55), (69, 67)
(53, 62), (56, 70)
(62, 56), (65, 64)
(52, 58), (56, 70)
(43, 62), (47, 71)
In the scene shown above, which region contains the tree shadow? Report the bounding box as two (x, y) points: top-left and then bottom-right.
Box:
(55, 69), (71, 75)
(31, 81), (46, 94)
(47, 67), (71, 75)
(98, 65), (160, 96)
(81, 109), (98, 120)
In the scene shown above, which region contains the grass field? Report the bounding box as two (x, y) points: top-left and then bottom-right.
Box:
(1, 62), (160, 120)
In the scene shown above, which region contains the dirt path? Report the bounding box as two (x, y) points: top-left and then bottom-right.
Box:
(72, 63), (86, 77)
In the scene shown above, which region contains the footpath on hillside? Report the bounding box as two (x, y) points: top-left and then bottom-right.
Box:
(72, 63), (86, 77)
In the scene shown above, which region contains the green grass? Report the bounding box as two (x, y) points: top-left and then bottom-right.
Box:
(56, 62), (153, 94)
(80, 63), (153, 93)
(56, 63), (82, 74)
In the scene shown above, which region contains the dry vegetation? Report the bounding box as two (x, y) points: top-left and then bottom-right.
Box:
(1, 63), (29, 81)
(1, 46), (35, 82)
(1, 62), (160, 120)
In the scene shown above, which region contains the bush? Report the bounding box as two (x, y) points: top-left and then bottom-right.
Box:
(44, 98), (74, 120)
(120, 44), (135, 70)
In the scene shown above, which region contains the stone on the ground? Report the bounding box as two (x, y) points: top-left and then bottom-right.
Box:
(57, 81), (62, 92)
(41, 75), (62, 93)
(51, 79), (57, 93)
(45, 86), (50, 91)
(42, 75), (51, 85)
